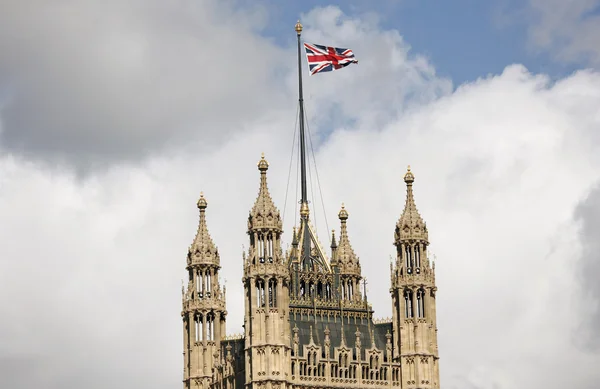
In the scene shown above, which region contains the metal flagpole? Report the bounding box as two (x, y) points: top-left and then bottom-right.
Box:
(295, 20), (309, 216)
(295, 20), (312, 266)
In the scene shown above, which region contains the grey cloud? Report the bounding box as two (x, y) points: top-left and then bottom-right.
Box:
(575, 181), (600, 352)
(0, 0), (291, 168)
(525, 0), (600, 67)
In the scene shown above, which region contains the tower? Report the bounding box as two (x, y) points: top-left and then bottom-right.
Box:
(242, 154), (292, 389)
(390, 167), (440, 389)
(182, 194), (228, 389)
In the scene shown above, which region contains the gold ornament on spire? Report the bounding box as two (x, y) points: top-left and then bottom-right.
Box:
(404, 165), (415, 184)
(257, 153), (269, 171)
(197, 192), (207, 210)
(300, 201), (310, 217)
(295, 20), (303, 34)
(338, 203), (349, 221)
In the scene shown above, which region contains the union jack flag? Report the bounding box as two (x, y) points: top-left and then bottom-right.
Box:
(303, 42), (358, 76)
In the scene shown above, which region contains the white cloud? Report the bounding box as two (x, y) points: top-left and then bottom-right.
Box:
(1, 3), (600, 389)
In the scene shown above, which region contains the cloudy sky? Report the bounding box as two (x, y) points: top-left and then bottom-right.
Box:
(1, 1), (600, 388)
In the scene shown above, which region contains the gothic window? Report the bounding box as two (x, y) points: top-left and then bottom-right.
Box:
(268, 279), (277, 307)
(300, 280), (306, 298)
(195, 314), (201, 342)
(341, 282), (346, 300)
(404, 289), (414, 318)
(196, 270), (201, 295)
(326, 283), (332, 299)
(415, 243), (421, 273)
(207, 313), (213, 341)
(256, 280), (265, 307)
(206, 271), (212, 297)
(417, 289), (425, 318)
(308, 282), (314, 297)
(405, 245), (412, 274)
(268, 233), (273, 263)
(317, 282), (323, 298)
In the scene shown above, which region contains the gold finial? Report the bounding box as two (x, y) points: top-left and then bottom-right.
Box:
(300, 201), (310, 217)
(257, 153), (269, 172)
(295, 20), (303, 34)
(338, 203), (348, 221)
(197, 192), (207, 210)
(404, 165), (415, 184)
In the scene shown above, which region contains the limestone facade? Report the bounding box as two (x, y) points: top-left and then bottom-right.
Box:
(181, 157), (441, 389)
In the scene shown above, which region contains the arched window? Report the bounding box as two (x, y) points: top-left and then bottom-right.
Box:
(417, 289), (425, 318)
(415, 243), (421, 273)
(256, 280), (265, 307)
(300, 280), (306, 298)
(258, 234), (265, 263)
(268, 279), (277, 307)
(404, 289), (414, 318)
(405, 245), (412, 274)
(267, 233), (274, 263)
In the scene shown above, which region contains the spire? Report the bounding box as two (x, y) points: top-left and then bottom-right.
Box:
(188, 192), (219, 265)
(248, 154), (282, 232)
(330, 229), (337, 249)
(337, 204), (360, 271)
(395, 166), (428, 244)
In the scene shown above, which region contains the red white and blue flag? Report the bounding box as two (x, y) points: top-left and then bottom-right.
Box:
(303, 42), (358, 76)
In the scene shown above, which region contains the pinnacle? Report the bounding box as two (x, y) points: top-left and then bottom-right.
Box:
(337, 204), (359, 268)
(396, 166), (428, 243)
(249, 154), (282, 232)
(189, 193), (219, 265)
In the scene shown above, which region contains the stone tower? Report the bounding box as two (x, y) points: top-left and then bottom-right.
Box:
(242, 154), (292, 389)
(182, 194), (228, 389)
(390, 167), (440, 389)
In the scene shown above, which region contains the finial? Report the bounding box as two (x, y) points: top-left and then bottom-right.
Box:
(338, 203), (349, 221)
(404, 165), (414, 184)
(257, 153), (269, 172)
(295, 20), (303, 35)
(197, 192), (208, 210)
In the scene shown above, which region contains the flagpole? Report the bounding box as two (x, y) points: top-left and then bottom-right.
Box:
(295, 20), (309, 218)
(295, 20), (312, 269)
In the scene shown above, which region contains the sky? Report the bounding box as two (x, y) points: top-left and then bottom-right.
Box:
(1, 1), (600, 389)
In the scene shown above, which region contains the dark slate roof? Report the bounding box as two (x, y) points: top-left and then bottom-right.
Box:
(290, 314), (392, 361)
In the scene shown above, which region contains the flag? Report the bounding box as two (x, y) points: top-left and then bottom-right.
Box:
(303, 42), (358, 76)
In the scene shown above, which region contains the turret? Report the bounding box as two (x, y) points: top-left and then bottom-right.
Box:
(242, 154), (292, 388)
(390, 167), (440, 389)
(182, 193), (227, 389)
